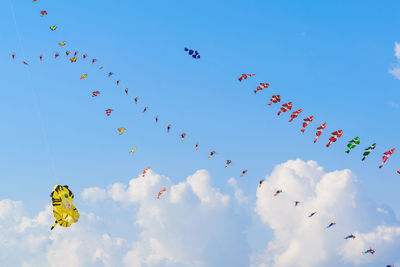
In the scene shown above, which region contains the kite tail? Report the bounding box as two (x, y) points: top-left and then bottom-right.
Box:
(345, 150), (350, 154)
(379, 164), (383, 168)
(301, 128), (305, 132)
(314, 137), (318, 143)
(277, 111), (281, 116)
(50, 221), (57, 230)
(289, 118), (293, 122)
(326, 142), (331, 147)
(362, 157), (366, 161)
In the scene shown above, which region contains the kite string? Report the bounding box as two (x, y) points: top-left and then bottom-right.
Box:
(8, 0), (59, 180)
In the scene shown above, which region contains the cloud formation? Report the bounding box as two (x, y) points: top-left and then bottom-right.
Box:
(389, 42), (400, 80)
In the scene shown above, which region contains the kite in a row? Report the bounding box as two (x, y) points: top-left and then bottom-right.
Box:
(108, 72), (114, 78)
(344, 234), (356, 239)
(167, 124), (172, 133)
(326, 222), (336, 229)
(397, 170), (400, 174)
(80, 74), (87, 79)
(225, 160), (232, 168)
(277, 102), (292, 115)
(118, 127), (126, 135)
(274, 190), (282, 196)
(184, 48), (200, 59)
(363, 248), (375, 255)
(241, 170), (248, 177)
(157, 188), (166, 199)
(180, 133), (187, 142)
(50, 25), (57, 31)
(314, 123), (326, 143)
(59, 41), (66, 46)
(155, 116), (159, 123)
(55, 53), (60, 59)
(362, 143), (376, 161)
(309, 212), (317, 218)
(116, 80), (120, 86)
(70, 57), (77, 63)
(39, 54), (43, 61)
(238, 74), (255, 82)
(66, 51), (71, 57)
(92, 91), (100, 97)
(134, 97), (139, 104)
(83, 54), (88, 60)
(130, 147), (136, 154)
(98, 66), (104, 70)
(74, 51), (78, 57)
(91, 59), (97, 64)
(254, 83), (269, 94)
(379, 148), (395, 168)
(294, 201), (300, 207)
(289, 109), (302, 122)
(50, 185), (79, 230)
(125, 88), (129, 95)
(345, 137), (360, 153)
(208, 151), (217, 158)
(40, 10), (47, 16)
(301, 116), (314, 132)
(195, 142), (199, 151)
(11, 53), (15, 59)
(268, 95), (281, 105)
(259, 179), (265, 188)
(23, 61), (29, 66)
(142, 107), (149, 113)
(105, 109), (113, 116)
(142, 166), (150, 177)
(326, 130), (343, 147)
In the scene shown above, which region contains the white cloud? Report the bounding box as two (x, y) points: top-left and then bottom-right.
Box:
(389, 42), (400, 80)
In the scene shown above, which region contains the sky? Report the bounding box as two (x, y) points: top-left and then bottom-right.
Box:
(1, 0), (400, 266)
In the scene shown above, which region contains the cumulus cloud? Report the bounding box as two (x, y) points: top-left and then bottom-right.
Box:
(389, 42), (400, 80)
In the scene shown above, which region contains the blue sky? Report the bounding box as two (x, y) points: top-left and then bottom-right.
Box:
(1, 0), (400, 266)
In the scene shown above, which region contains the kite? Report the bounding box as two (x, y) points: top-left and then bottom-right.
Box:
(65, 51), (71, 57)
(238, 74), (255, 82)
(99, 66), (104, 70)
(50, 185), (80, 230)
(362, 248), (375, 255)
(80, 74), (87, 80)
(124, 88), (129, 95)
(326, 222), (336, 229)
(83, 54), (88, 60)
(157, 188), (166, 199)
(105, 109), (113, 116)
(91, 59), (97, 64)
(277, 102), (292, 115)
(294, 201), (300, 207)
(301, 116), (314, 132)
(289, 109), (303, 122)
(184, 48), (200, 59)
(167, 124), (172, 133)
(73, 51), (78, 57)
(259, 179), (265, 188)
(33, 0), (37, 2)
(116, 80), (120, 86)
(345, 234), (356, 240)
(254, 83), (269, 94)
(142, 107), (149, 113)
(241, 170), (248, 177)
(117, 127), (126, 135)
(195, 142), (199, 151)
(59, 41), (66, 46)
(54, 52), (59, 59)
(134, 97), (139, 104)
(362, 143), (376, 161)
(142, 166), (150, 177)
(92, 91), (100, 97)
(268, 95), (281, 105)
(155, 116), (159, 123)
(39, 54), (43, 61)
(70, 57), (77, 63)
(314, 123), (327, 143)
(345, 137), (360, 153)
(22, 61), (29, 66)
(208, 151), (217, 158)
(225, 160), (232, 168)
(397, 170), (400, 174)
(40, 10), (47, 16)
(274, 190), (282, 196)
(130, 147), (136, 154)
(326, 130), (343, 147)
(180, 133), (187, 142)
(308, 212), (317, 218)
(108, 72), (113, 78)
(11, 53), (15, 59)
(379, 148), (395, 168)
(49, 25), (57, 31)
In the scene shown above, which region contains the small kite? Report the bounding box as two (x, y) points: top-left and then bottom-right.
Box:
(362, 143), (376, 161)
(294, 201), (300, 207)
(308, 211), (317, 218)
(289, 109), (303, 122)
(65, 51), (71, 57)
(180, 133), (187, 142)
(130, 147), (136, 154)
(259, 179), (265, 188)
(134, 97), (139, 104)
(184, 48), (200, 59)
(82, 54), (88, 60)
(345, 137), (360, 153)
(300, 116), (314, 132)
(142, 166), (150, 177)
(362, 248), (375, 255)
(117, 127), (126, 135)
(70, 57), (77, 63)
(22, 61), (29, 66)
(344, 234), (356, 240)
(238, 74), (255, 82)
(108, 72), (113, 78)
(225, 160), (232, 168)
(195, 142), (199, 151)
(49, 25), (57, 31)
(379, 148), (395, 168)
(40, 10), (47, 16)
(167, 124), (172, 133)
(116, 80), (120, 86)
(208, 151), (217, 158)
(142, 107), (149, 113)
(33, 0), (37, 2)
(397, 170), (400, 174)
(314, 123), (327, 143)
(241, 170), (248, 177)
(277, 102), (292, 115)
(105, 109), (113, 116)
(254, 83), (269, 94)
(274, 190), (282, 196)
(73, 51), (78, 57)
(326, 130), (343, 147)
(125, 88), (129, 95)
(268, 95), (281, 105)
(91, 59), (97, 64)
(59, 41), (66, 46)
(326, 222), (336, 229)
(155, 116), (159, 123)
(54, 52), (59, 59)
(39, 54), (43, 61)
(11, 53), (15, 59)
(157, 188), (166, 199)
(98, 66), (104, 70)
(50, 185), (79, 230)
(80, 74), (87, 80)
(92, 91), (100, 97)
